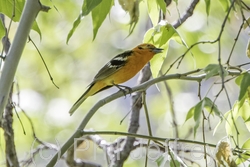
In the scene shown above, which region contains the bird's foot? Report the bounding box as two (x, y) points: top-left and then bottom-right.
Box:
(113, 84), (132, 97)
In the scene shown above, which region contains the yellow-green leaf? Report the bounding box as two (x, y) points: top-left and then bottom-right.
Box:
(238, 72), (250, 101)
(67, 14), (82, 44)
(218, 0), (230, 11)
(204, 97), (221, 117)
(236, 138), (250, 165)
(225, 101), (250, 138)
(82, 0), (102, 15)
(147, 0), (159, 26)
(235, 74), (244, 86)
(204, 0), (210, 16)
(0, 18), (5, 41)
(143, 21), (187, 78)
(185, 99), (203, 137)
(0, 0), (41, 39)
(67, 0), (102, 43)
(185, 106), (195, 122)
(156, 153), (168, 167)
(92, 0), (113, 40)
(203, 64), (228, 80)
(156, 0), (166, 14)
(186, 97), (222, 137)
(242, 138), (250, 149)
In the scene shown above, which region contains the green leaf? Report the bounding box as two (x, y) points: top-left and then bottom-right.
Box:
(32, 21), (41, 40)
(238, 72), (250, 101)
(225, 103), (250, 137)
(204, 97), (221, 117)
(242, 138), (250, 149)
(185, 98), (220, 122)
(156, 152), (168, 167)
(0, 19), (5, 41)
(238, 98), (250, 122)
(193, 100), (204, 137)
(194, 100), (204, 121)
(203, 64), (228, 80)
(246, 116), (250, 123)
(143, 21), (188, 78)
(235, 74), (244, 86)
(147, 0), (159, 26)
(170, 160), (180, 167)
(185, 99), (203, 137)
(236, 138), (250, 165)
(193, 120), (200, 138)
(0, 0), (41, 38)
(156, 0), (166, 14)
(82, 0), (102, 15)
(204, 0), (210, 16)
(67, 14), (81, 44)
(67, 0), (102, 43)
(186, 97), (222, 137)
(92, 0), (113, 40)
(237, 100), (250, 131)
(0, 0), (25, 22)
(218, 0), (230, 11)
(169, 149), (187, 167)
(185, 106), (195, 122)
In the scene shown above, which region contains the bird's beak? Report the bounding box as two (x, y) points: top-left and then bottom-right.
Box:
(152, 48), (163, 53)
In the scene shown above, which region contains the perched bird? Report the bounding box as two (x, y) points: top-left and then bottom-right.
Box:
(69, 43), (163, 115)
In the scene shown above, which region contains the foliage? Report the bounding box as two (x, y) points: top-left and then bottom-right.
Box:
(0, 0), (41, 38)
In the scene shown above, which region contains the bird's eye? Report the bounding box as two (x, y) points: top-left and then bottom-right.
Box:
(147, 44), (153, 49)
(138, 46), (143, 49)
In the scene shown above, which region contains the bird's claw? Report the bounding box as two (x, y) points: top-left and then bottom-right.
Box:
(121, 86), (132, 98)
(113, 84), (132, 98)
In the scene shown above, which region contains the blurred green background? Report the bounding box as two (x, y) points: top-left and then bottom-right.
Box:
(0, 0), (250, 166)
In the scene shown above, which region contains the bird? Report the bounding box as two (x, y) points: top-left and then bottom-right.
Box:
(69, 43), (163, 115)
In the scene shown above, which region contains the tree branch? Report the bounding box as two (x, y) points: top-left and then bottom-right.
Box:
(2, 84), (19, 167)
(66, 142), (101, 167)
(0, 0), (46, 121)
(109, 64), (152, 166)
(0, 14), (19, 167)
(173, 0), (200, 29)
(46, 68), (241, 167)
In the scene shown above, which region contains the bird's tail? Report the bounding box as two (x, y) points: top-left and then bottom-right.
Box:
(69, 83), (94, 116)
(69, 81), (112, 115)
(69, 95), (87, 116)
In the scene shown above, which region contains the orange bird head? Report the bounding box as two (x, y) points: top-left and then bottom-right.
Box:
(134, 43), (163, 54)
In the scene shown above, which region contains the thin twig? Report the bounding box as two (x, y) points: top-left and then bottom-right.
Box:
(173, 0), (200, 29)
(28, 37), (59, 89)
(161, 73), (178, 138)
(142, 91), (152, 167)
(226, 21), (244, 65)
(82, 130), (250, 158)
